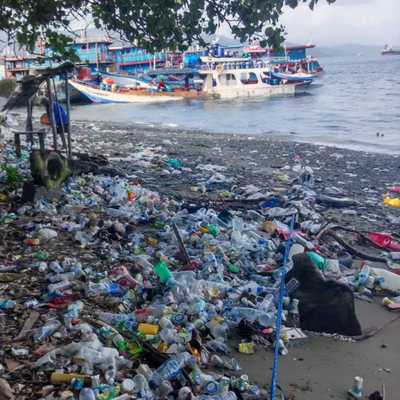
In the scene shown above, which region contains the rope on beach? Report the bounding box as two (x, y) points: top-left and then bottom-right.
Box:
(270, 213), (296, 400)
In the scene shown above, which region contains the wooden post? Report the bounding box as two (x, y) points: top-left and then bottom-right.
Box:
(51, 79), (67, 150)
(38, 131), (46, 157)
(14, 132), (21, 158)
(25, 96), (34, 145)
(65, 75), (72, 160)
(46, 78), (58, 151)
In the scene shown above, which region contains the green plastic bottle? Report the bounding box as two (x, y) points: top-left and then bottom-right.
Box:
(153, 260), (172, 284)
(307, 252), (326, 271)
(208, 224), (219, 237)
(228, 263), (240, 274)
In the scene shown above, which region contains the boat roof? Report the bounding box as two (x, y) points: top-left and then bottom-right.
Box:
(244, 43), (316, 53)
(200, 56), (250, 63)
(147, 67), (197, 76)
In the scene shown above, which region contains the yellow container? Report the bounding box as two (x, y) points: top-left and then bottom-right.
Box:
(50, 372), (90, 385)
(138, 323), (159, 335)
(238, 342), (255, 354)
(384, 197), (400, 208)
(382, 297), (393, 306)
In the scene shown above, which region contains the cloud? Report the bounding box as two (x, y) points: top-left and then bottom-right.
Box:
(281, 0), (400, 45)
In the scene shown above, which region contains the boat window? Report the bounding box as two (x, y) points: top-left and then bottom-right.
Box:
(240, 72), (258, 84)
(219, 73), (237, 86)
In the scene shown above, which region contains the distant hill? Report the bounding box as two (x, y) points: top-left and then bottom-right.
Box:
(310, 44), (382, 58)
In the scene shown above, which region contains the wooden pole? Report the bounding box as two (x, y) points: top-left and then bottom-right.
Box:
(46, 78), (58, 151)
(65, 74), (72, 160)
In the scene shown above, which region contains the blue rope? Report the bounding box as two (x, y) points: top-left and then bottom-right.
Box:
(270, 213), (296, 400)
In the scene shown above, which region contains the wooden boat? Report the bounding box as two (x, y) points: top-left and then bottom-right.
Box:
(69, 79), (200, 104)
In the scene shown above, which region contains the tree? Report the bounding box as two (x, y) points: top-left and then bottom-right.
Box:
(0, 0), (335, 58)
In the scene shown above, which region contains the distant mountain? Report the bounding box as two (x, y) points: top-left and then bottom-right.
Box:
(310, 44), (382, 58)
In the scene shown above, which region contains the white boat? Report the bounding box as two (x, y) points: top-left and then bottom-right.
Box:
(69, 79), (187, 103)
(199, 57), (308, 99)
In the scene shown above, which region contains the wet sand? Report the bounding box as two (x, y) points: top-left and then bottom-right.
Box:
(237, 300), (400, 399)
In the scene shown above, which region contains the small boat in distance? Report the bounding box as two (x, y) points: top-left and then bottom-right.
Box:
(381, 45), (400, 55)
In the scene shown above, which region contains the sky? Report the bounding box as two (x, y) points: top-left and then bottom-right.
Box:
(280, 0), (400, 46)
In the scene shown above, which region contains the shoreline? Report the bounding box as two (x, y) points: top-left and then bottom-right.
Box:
(70, 118), (400, 234)
(71, 115), (400, 156)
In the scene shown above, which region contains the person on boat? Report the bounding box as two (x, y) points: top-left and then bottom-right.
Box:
(158, 79), (166, 92)
(184, 76), (190, 91)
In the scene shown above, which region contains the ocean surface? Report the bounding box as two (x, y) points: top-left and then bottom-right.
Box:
(71, 52), (399, 153)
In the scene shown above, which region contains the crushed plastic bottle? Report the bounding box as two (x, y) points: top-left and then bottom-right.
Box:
(33, 319), (62, 342)
(0, 299), (16, 310)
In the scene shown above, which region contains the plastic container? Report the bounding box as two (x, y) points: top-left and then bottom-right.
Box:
(384, 197), (400, 208)
(138, 323), (159, 335)
(51, 372), (91, 385)
(372, 268), (400, 292)
(153, 260), (172, 284)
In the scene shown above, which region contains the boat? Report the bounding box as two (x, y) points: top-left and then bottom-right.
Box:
(101, 71), (154, 88)
(69, 79), (200, 103)
(381, 45), (400, 55)
(199, 57), (311, 99)
(270, 71), (315, 82)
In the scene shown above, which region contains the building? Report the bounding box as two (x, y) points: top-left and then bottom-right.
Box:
(71, 36), (114, 71)
(3, 54), (42, 79)
(109, 46), (166, 74)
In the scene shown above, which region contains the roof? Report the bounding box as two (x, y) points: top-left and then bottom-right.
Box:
(244, 43), (316, 53)
(73, 36), (113, 45)
(147, 67), (197, 76)
(108, 45), (138, 51)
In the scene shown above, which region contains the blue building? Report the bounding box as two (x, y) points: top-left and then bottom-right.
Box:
(108, 46), (166, 74)
(71, 36), (114, 72)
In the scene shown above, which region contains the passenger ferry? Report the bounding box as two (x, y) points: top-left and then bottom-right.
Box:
(199, 57), (311, 99)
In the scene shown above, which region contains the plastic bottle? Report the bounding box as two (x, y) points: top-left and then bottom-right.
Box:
(151, 352), (194, 385)
(197, 392), (237, 400)
(0, 299), (16, 310)
(79, 388), (96, 400)
(153, 260), (172, 284)
(87, 281), (125, 297)
(48, 281), (71, 293)
(49, 260), (64, 274)
(33, 319), (62, 342)
(48, 266), (83, 283)
(258, 294), (274, 313)
(64, 300), (84, 328)
(97, 312), (136, 331)
(357, 265), (370, 287)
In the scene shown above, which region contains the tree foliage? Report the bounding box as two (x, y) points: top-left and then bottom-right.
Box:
(0, 0), (336, 57)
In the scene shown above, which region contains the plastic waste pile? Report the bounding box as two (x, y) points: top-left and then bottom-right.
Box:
(0, 142), (399, 399)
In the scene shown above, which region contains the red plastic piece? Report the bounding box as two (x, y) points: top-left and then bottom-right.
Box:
(367, 232), (400, 251)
